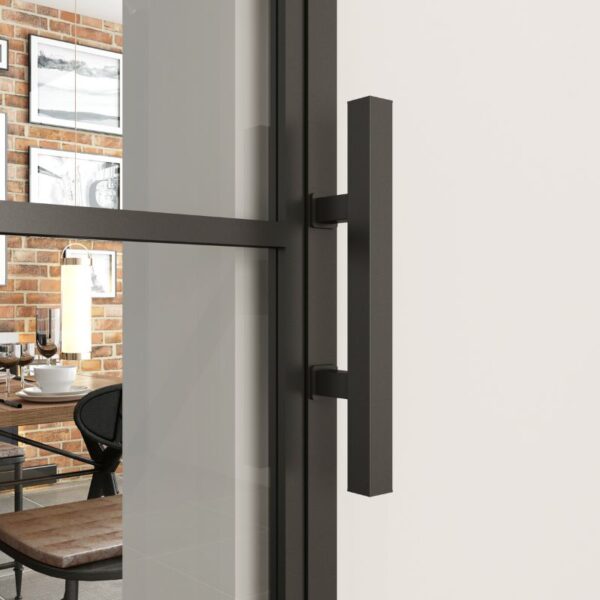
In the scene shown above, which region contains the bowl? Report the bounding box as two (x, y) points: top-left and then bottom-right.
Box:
(33, 365), (77, 394)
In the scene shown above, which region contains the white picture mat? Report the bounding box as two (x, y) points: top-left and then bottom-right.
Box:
(0, 113), (6, 286)
(30, 35), (123, 135)
(64, 249), (117, 298)
(0, 39), (8, 70)
(30, 147), (123, 209)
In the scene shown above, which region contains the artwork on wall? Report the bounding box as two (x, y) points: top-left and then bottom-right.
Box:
(29, 35), (123, 135)
(0, 39), (8, 71)
(30, 148), (122, 209)
(0, 113), (6, 286)
(64, 249), (117, 298)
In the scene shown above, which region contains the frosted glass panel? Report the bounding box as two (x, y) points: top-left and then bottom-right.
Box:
(123, 0), (270, 218)
(124, 244), (269, 600)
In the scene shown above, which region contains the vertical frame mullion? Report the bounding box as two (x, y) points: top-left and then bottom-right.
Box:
(306, 0), (338, 598)
(275, 0), (309, 599)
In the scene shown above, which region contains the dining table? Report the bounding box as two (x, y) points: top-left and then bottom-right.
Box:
(0, 373), (121, 428)
(0, 372), (122, 494)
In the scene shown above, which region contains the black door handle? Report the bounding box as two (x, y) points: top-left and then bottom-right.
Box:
(310, 96), (393, 497)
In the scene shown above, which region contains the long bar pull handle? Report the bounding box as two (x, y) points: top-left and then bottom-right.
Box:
(311, 96), (393, 497)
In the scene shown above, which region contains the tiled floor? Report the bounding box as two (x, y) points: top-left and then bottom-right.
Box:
(0, 477), (123, 600)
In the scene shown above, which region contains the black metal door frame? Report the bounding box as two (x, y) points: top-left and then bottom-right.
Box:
(0, 1), (339, 598)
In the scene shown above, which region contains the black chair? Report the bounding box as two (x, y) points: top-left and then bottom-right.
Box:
(0, 442), (24, 600)
(0, 385), (124, 600)
(74, 384), (122, 499)
(0, 496), (122, 600)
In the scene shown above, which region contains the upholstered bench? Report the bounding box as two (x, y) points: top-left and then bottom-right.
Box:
(0, 495), (122, 600)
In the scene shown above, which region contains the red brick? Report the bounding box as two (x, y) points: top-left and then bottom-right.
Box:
(59, 10), (79, 23)
(92, 135), (122, 149)
(103, 359), (122, 371)
(25, 237), (67, 250)
(74, 26), (112, 45)
(104, 305), (122, 317)
(37, 5), (59, 18)
(7, 180), (25, 193)
(14, 279), (37, 291)
(103, 21), (122, 33)
(8, 264), (47, 277)
(92, 345), (113, 358)
(11, 249), (35, 262)
(15, 306), (35, 317)
(0, 293), (24, 304)
(2, 9), (47, 29)
(94, 319), (121, 331)
(92, 332), (103, 345)
(14, 138), (33, 151)
(49, 20), (71, 34)
(39, 279), (60, 292)
(10, 39), (25, 52)
(12, 1), (36, 11)
(0, 319), (24, 332)
(81, 15), (103, 29)
(9, 50), (27, 66)
(36, 250), (60, 263)
(81, 360), (101, 372)
(26, 293), (60, 304)
(0, 24), (15, 37)
(7, 151), (27, 164)
(91, 241), (122, 251)
(103, 331), (122, 344)
(33, 428), (70, 443)
(0, 306), (15, 318)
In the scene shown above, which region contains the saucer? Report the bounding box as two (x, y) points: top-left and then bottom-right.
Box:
(16, 386), (90, 403)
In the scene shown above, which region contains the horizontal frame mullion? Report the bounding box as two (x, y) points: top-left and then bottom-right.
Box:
(0, 202), (290, 248)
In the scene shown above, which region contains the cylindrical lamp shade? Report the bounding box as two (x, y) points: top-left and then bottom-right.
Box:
(61, 259), (92, 360)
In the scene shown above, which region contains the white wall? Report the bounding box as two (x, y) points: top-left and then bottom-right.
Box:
(338, 1), (600, 599)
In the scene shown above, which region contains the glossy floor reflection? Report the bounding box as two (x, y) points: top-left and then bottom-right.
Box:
(0, 477), (122, 600)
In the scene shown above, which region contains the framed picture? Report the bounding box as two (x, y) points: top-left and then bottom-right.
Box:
(30, 148), (122, 209)
(30, 35), (122, 135)
(0, 113), (6, 286)
(0, 39), (8, 71)
(65, 249), (117, 299)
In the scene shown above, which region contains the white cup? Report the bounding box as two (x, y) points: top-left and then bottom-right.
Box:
(33, 365), (77, 393)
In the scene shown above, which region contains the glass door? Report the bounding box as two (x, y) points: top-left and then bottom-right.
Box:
(0, 0), (346, 598)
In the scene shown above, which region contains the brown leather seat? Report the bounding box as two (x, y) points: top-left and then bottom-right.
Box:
(0, 495), (122, 569)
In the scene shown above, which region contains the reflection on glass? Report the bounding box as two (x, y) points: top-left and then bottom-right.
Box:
(125, 244), (269, 599)
(36, 308), (61, 364)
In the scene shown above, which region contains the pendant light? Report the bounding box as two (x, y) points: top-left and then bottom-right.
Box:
(61, 243), (92, 360)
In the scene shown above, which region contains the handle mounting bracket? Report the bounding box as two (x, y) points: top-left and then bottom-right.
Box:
(311, 194), (349, 229)
(310, 365), (348, 399)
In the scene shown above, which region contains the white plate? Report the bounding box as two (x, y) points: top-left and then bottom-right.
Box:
(16, 386), (90, 402)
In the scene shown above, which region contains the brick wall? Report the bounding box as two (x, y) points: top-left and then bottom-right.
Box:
(0, 1), (123, 473)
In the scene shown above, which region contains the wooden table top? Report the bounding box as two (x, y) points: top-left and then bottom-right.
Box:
(0, 373), (121, 428)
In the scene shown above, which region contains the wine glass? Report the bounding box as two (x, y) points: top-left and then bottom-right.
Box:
(0, 345), (19, 401)
(18, 344), (34, 390)
(36, 308), (61, 365)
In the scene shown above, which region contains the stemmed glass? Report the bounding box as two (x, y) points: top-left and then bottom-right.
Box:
(0, 345), (19, 401)
(17, 344), (34, 390)
(36, 308), (60, 365)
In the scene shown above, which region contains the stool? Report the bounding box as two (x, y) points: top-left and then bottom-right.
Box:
(0, 441), (24, 600)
